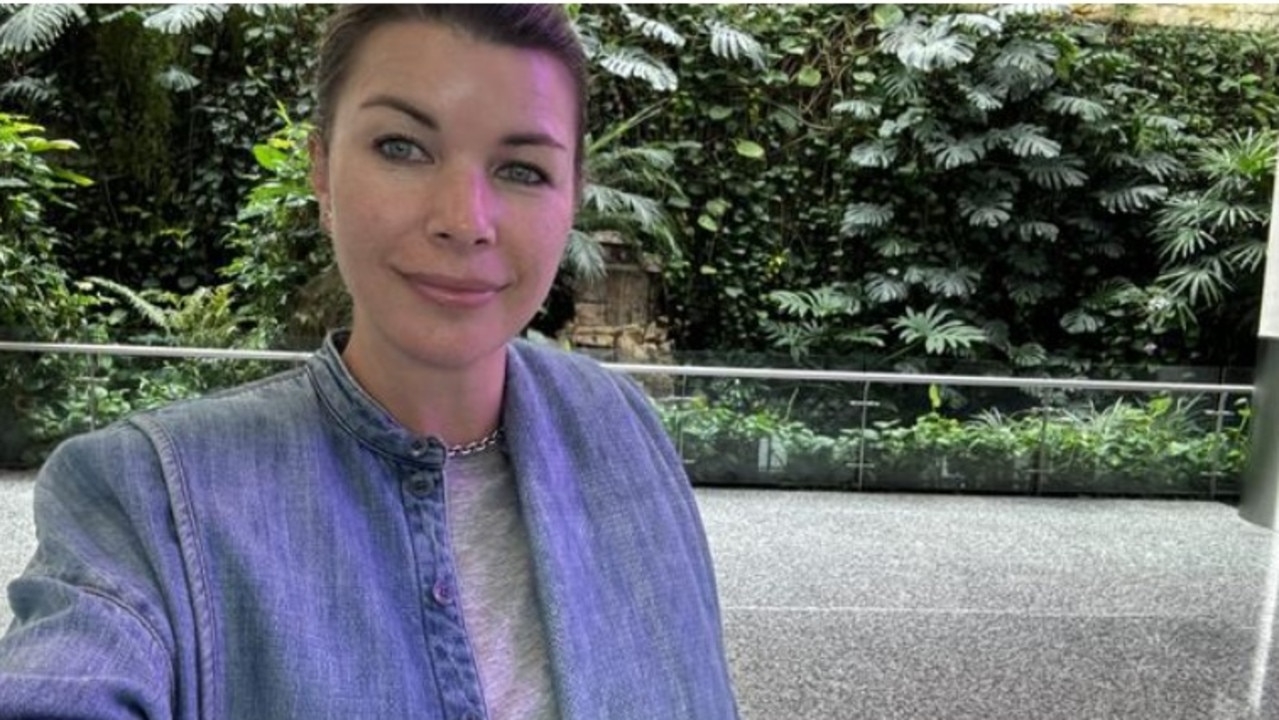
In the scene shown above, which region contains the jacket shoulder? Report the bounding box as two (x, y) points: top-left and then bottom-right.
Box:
(125, 365), (313, 440)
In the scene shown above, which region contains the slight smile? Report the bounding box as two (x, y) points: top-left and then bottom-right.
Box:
(404, 271), (507, 309)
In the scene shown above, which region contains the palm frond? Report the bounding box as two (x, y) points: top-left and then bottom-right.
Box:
(923, 267), (981, 299)
(1044, 94), (1108, 122)
(621, 6), (684, 48)
(931, 135), (989, 170)
(892, 305), (987, 355)
(957, 189), (1014, 228)
(831, 99), (882, 121)
(1020, 156), (1088, 190)
(881, 66), (924, 103)
(872, 236), (921, 258)
(597, 46), (678, 91)
(1014, 221), (1059, 243)
(156, 65), (201, 92)
(0, 75), (57, 104)
(992, 39), (1057, 81)
(1060, 308), (1102, 334)
(563, 229), (607, 283)
(1096, 184), (1168, 214)
(1129, 152), (1185, 183)
(880, 18), (976, 72)
(143, 4), (228, 34)
(1008, 342), (1048, 367)
(995, 123), (1060, 159)
(947, 13), (1003, 37)
(1157, 226), (1215, 262)
(578, 182), (678, 258)
(989, 4), (1070, 20)
(1158, 257), (1232, 307)
(706, 20), (766, 70)
(867, 273), (910, 303)
(841, 202), (895, 235)
(847, 139), (898, 169)
(961, 83), (1005, 112)
(1224, 239), (1266, 273)
(0, 3), (85, 54)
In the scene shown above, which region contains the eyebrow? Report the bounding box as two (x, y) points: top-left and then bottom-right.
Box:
(359, 94), (568, 152)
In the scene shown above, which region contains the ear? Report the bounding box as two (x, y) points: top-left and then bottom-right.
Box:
(308, 132), (332, 233)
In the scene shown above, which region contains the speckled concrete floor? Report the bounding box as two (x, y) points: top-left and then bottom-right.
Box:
(698, 489), (1278, 720)
(3, 475), (1276, 718)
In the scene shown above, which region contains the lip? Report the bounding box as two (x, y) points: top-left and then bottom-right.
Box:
(403, 271), (506, 309)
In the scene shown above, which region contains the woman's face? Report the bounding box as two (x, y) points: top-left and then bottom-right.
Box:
(311, 21), (578, 373)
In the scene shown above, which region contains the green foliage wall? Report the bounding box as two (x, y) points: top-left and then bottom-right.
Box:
(586, 4), (1278, 372)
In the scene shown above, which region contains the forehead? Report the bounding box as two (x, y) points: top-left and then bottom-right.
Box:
(337, 20), (577, 136)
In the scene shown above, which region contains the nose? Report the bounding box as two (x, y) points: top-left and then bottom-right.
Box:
(426, 165), (495, 247)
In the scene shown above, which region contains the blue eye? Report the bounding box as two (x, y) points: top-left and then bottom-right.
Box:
(375, 136), (427, 162)
(500, 163), (549, 186)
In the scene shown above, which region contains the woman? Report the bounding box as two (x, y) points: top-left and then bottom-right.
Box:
(0, 6), (739, 719)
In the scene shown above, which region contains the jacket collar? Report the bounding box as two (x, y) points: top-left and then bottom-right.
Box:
(305, 330), (447, 464)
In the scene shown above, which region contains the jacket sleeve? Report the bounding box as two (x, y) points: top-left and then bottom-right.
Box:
(0, 425), (179, 719)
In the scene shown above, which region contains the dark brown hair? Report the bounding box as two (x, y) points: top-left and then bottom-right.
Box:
(313, 4), (588, 178)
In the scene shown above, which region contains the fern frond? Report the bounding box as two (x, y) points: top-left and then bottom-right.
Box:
(85, 276), (171, 331)
(0, 3), (85, 54)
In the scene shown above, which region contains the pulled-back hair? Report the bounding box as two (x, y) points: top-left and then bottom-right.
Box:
(313, 5), (588, 177)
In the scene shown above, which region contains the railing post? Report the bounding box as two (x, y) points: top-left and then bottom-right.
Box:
(856, 380), (872, 491)
(88, 353), (99, 432)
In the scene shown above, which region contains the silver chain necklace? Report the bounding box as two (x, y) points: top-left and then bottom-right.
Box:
(446, 427), (504, 458)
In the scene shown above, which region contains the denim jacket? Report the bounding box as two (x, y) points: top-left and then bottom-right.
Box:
(0, 333), (739, 719)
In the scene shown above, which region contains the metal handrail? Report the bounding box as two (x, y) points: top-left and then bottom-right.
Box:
(0, 340), (1255, 395)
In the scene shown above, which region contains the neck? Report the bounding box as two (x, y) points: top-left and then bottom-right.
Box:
(338, 331), (506, 446)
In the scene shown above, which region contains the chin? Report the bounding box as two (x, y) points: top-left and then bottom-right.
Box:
(401, 325), (512, 372)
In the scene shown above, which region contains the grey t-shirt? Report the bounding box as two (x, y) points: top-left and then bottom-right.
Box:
(445, 445), (557, 719)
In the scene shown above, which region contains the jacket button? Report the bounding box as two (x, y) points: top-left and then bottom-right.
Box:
(409, 473), (435, 496)
(432, 581), (454, 606)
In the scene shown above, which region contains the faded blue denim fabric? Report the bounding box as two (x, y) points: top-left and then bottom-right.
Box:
(0, 332), (739, 719)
